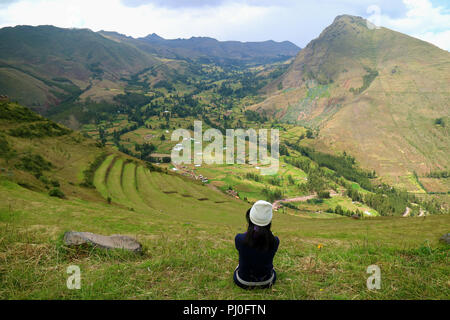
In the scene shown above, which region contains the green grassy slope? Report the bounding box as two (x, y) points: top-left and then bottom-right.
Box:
(1, 177), (449, 299)
(90, 151), (244, 222)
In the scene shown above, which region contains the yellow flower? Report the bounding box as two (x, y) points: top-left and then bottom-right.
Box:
(317, 244), (323, 250)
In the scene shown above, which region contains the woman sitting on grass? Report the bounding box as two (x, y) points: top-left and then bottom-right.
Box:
(234, 200), (279, 289)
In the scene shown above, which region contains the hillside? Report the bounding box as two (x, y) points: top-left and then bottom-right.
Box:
(0, 25), (160, 112)
(0, 102), (449, 299)
(0, 25), (300, 113)
(250, 15), (450, 192)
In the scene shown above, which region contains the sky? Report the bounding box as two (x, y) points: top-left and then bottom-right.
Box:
(0, 0), (449, 50)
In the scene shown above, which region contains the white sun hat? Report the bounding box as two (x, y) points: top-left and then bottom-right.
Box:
(250, 200), (273, 227)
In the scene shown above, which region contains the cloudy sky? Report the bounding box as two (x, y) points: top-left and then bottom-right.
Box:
(0, 0), (449, 50)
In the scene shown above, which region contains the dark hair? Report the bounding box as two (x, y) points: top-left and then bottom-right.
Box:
(244, 208), (276, 251)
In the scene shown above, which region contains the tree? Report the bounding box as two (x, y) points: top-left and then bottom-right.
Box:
(135, 143), (156, 160)
(98, 126), (107, 147)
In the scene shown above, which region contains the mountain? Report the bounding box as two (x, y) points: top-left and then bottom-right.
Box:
(250, 15), (450, 191)
(137, 33), (301, 65)
(0, 25), (160, 112)
(100, 31), (300, 65)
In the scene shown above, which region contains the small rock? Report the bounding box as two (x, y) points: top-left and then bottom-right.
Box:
(64, 231), (142, 253)
(440, 233), (450, 244)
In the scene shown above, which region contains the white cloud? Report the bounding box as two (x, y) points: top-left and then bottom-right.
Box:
(0, 0), (272, 40)
(415, 29), (450, 51)
(0, 0), (448, 50)
(372, 0), (450, 50)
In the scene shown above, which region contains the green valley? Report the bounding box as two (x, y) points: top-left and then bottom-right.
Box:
(0, 10), (449, 301)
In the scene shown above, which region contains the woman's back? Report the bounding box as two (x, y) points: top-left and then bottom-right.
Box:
(235, 233), (280, 281)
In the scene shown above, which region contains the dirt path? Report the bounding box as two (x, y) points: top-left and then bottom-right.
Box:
(273, 190), (340, 210)
(402, 207), (411, 217)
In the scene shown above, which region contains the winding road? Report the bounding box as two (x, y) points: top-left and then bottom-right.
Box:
(273, 190), (340, 210)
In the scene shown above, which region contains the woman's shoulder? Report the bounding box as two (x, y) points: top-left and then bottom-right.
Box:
(235, 233), (246, 241)
(235, 233), (246, 249)
(274, 235), (280, 247)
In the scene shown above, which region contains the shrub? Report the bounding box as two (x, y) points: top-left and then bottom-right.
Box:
(318, 191), (331, 199)
(15, 153), (53, 178)
(0, 102), (42, 122)
(0, 134), (11, 156)
(307, 198), (323, 204)
(39, 176), (50, 185)
(245, 172), (262, 182)
(286, 175), (295, 185)
(49, 188), (65, 199)
(280, 202), (298, 210)
(350, 67), (378, 95)
(80, 153), (108, 188)
(8, 121), (71, 138)
(262, 187), (283, 203)
(267, 176), (283, 186)
(51, 179), (60, 187)
(146, 162), (164, 173)
(0, 134), (15, 162)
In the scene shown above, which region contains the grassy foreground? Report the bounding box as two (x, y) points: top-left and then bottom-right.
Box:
(0, 178), (448, 300)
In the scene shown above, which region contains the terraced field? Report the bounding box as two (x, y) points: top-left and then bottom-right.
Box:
(93, 154), (241, 223)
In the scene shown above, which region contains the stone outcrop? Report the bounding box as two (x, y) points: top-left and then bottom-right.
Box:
(64, 231), (142, 252)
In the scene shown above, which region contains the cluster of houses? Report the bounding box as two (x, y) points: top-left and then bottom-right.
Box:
(175, 165), (209, 184)
(226, 189), (240, 199)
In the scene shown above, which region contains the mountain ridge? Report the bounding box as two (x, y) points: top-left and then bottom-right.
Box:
(0, 24), (300, 110)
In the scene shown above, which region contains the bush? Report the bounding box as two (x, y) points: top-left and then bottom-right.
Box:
(8, 121), (71, 138)
(39, 176), (50, 185)
(0, 102), (43, 122)
(267, 176), (283, 186)
(80, 153), (108, 188)
(426, 170), (449, 179)
(307, 198), (323, 204)
(318, 191), (331, 199)
(262, 187), (283, 203)
(0, 134), (11, 156)
(287, 175), (295, 185)
(49, 188), (65, 199)
(0, 134), (16, 162)
(244, 110), (267, 122)
(350, 67), (378, 95)
(245, 173), (262, 182)
(146, 162), (164, 173)
(280, 202), (298, 211)
(15, 153), (53, 178)
(51, 179), (60, 187)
